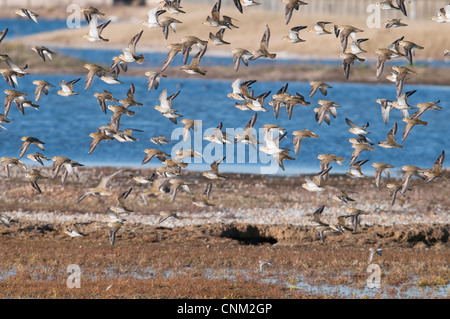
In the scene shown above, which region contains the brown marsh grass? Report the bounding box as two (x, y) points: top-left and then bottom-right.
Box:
(0, 167), (448, 298)
(0, 234), (448, 299)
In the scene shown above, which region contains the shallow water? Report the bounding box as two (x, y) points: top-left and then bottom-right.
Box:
(0, 73), (448, 176)
(1, 266), (447, 298)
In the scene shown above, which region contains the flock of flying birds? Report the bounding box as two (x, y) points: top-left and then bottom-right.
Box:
(0, 0), (449, 246)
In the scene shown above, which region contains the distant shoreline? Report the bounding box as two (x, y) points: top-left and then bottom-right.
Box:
(3, 6), (450, 85)
(24, 58), (450, 86)
(3, 40), (446, 86)
(15, 40), (450, 64)
(5, 38), (448, 86)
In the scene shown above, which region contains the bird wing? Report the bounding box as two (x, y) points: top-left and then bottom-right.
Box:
(386, 122), (398, 143)
(34, 84), (46, 102)
(433, 151), (445, 171)
(374, 168), (383, 188)
(284, 3), (295, 25)
(261, 25), (270, 50)
(401, 121), (414, 142)
(147, 7), (161, 24)
(159, 89), (170, 110)
(244, 113), (257, 131)
(88, 135), (103, 155)
(309, 83), (320, 97)
(293, 135), (303, 155)
(161, 44), (181, 72)
(168, 90), (181, 104)
(0, 28), (8, 44)
(97, 20), (111, 37)
(210, 156), (225, 174)
(233, 0), (243, 13)
(147, 72), (161, 92)
(396, 0), (407, 16)
(231, 78), (241, 94)
(191, 43), (208, 67)
(19, 141), (31, 158)
(35, 47), (47, 61)
(67, 78), (81, 90)
(204, 182), (212, 200)
(98, 169), (123, 190)
(118, 187), (132, 207)
(312, 205), (326, 224)
(380, 100), (392, 125)
(376, 55), (388, 79)
(85, 69), (97, 91)
(88, 14), (100, 38)
(108, 227), (120, 246)
(211, 0), (221, 21)
(76, 191), (92, 204)
(128, 30), (143, 53)
(30, 181), (42, 194)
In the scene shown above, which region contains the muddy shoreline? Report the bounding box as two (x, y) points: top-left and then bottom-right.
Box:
(2, 219), (448, 248)
(2, 39), (448, 86)
(0, 167), (449, 299)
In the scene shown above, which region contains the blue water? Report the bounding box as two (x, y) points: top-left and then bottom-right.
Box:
(0, 73), (448, 175)
(0, 18), (88, 38)
(57, 47), (450, 70)
(0, 17), (448, 175)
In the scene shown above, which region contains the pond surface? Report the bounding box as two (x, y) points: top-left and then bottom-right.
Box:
(0, 73), (448, 175)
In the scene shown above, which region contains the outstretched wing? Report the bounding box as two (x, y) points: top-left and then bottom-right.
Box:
(118, 187), (132, 206)
(128, 30), (144, 53)
(233, 0), (243, 13)
(98, 169), (124, 190)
